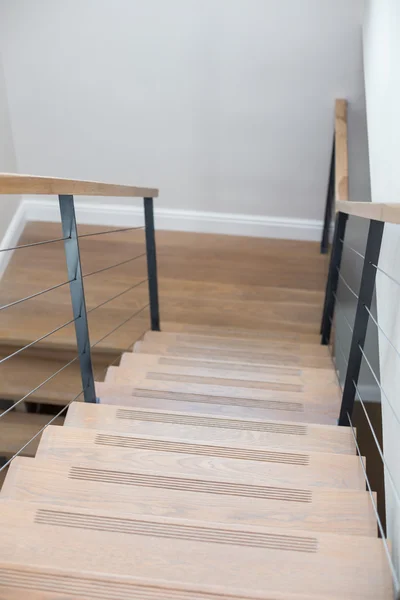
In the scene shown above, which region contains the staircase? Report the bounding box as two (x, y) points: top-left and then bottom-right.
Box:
(0, 173), (395, 599)
(0, 327), (392, 599)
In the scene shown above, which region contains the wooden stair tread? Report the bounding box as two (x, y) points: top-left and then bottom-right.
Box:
(101, 370), (341, 415)
(143, 331), (328, 358)
(0, 564), (351, 600)
(162, 321), (321, 344)
(96, 381), (339, 425)
(134, 341), (333, 368)
(118, 352), (340, 390)
(0, 500), (392, 599)
(65, 402), (354, 455)
(1, 457), (376, 537)
(36, 425), (365, 490)
(131, 343), (335, 376)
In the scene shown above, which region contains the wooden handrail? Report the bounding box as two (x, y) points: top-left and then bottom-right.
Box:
(0, 173), (158, 197)
(335, 99), (348, 202)
(336, 200), (400, 224)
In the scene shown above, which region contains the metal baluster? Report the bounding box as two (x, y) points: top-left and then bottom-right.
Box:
(338, 219), (384, 426)
(320, 137), (335, 254)
(59, 195), (96, 403)
(321, 211), (348, 344)
(144, 197), (160, 331)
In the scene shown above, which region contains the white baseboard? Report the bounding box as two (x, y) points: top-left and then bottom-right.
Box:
(0, 196), (325, 278)
(23, 197), (324, 241)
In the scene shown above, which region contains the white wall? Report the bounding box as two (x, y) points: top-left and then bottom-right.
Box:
(363, 0), (400, 579)
(0, 54), (20, 244)
(0, 0), (364, 225)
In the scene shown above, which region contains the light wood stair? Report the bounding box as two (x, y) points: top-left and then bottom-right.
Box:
(65, 401), (356, 455)
(2, 456), (376, 536)
(0, 500), (393, 600)
(0, 225), (392, 598)
(0, 325), (392, 598)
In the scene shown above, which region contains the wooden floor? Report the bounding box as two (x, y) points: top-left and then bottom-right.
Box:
(0, 223), (391, 598)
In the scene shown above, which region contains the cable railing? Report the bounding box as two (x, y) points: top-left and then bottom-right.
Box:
(0, 173), (160, 471)
(320, 199), (400, 599)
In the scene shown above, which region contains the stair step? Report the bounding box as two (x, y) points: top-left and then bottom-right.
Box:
(143, 331), (328, 358)
(162, 321), (321, 344)
(36, 425), (366, 490)
(0, 500), (391, 599)
(96, 381), (339, 425)
(65, 402), (354, 455)
(1, 457), (376, 537)
(118, 352), (340, 391)
(101, 369), (341, 416)
(134, 341), (333, 369)
(0, 563), (346, 600)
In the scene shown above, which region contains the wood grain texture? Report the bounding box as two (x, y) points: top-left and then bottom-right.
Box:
(36, 426), (365, 490)
(119, 352), (339, 388)
(335, 99), (348, 202)
(336, 200), (400, 224)
(0, 564), (354, 600)
(65, 402), (355, 455)
(134, 341), (333, 369)
(102, 368), (341, 413)
(113, 354), (340, 398)
(143, 331), (331, 358)
(0, 172), (158, 197)
(162, 321), (321, 344)
(96, 381), (339, 425)
(2, 457), (376, 536)
(0, 501), (392, 599)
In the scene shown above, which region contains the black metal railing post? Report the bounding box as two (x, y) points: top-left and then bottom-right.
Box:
(338, 219), (384, 425)
(321, 211), (348, 344)
(144, 197), (160, 331)
(59, 195), (97, 403)
(321, 138), (335, 254)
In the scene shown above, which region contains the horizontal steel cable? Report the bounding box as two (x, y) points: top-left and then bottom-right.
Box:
(347, 411), (400, 597)
(339, 240), (365, 261)
(353, 381), (400, 509)
(91, 303), (149, 350)
(0, 316), (80, 366)
(364, 305), (400, 362)
(87, 279), (148, 315)
(0, 355), (79, 420)
(336, 268), (359, 299)
(373, 263), (400, 288)
(0, 390), (84, 473)
(94, 329), (147, 381)
(359, 345), (400, 429)
(0, 236), (69, 252)
(0, 279), (74, 312)
(78, 225), (144, 239)
(83, 252), (146, 279)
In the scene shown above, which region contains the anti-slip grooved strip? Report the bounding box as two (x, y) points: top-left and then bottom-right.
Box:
(157, 356), (303, 376)
(115, 409), (308, 434)
(166, 346), (300, 365)
(35, 509), (318, 553)
(69, 466), (313, 503)
(132, 389), (304, 411)
(94, 434), (310, 465)
(0, 567), (277, 600)
(146, 371), (304, 393)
